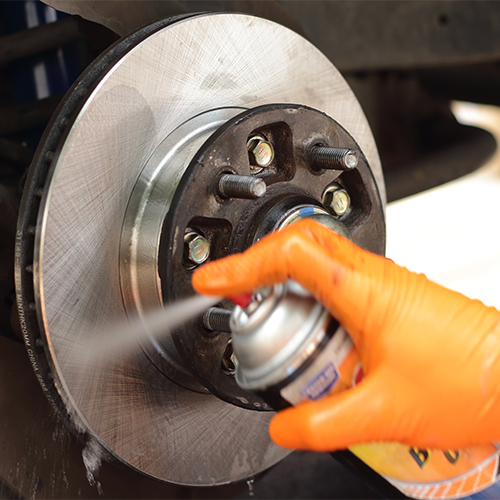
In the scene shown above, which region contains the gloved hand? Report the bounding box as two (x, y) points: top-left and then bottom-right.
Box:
(192, 219), (500, 452)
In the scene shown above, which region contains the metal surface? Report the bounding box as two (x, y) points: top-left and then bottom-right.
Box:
(247, 136), (274, 168)
(311, 146), (358, 171)
(123, 97), (385, 413)
(218, 174), (267, 199)
(324, 186), (351, 216)
(184, 232), (210, 266)
(17, 12), (384, 487)
(121, 106), (244, 316)
(35, 0), (500, 204)
(0, 331), (381, 498)
(160, 103), (384, 412)
(203, 307), (232, 333)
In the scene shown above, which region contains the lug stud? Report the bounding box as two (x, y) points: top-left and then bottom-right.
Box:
(203, 307), (232, 333)
(218, 174), (266, 199)
(310, 146), (358, 171)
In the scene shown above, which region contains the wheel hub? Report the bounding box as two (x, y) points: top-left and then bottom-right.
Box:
(157, 103), (384, 410)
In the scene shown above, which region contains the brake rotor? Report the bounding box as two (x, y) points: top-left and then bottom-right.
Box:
(15, 12), (385, 486)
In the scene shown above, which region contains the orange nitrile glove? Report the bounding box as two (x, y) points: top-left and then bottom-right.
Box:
(192, 219), (500, 452)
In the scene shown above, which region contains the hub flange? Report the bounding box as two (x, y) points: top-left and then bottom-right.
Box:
(159, 104), (385, 410)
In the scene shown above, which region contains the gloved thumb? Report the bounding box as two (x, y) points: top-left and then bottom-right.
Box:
(269, 372), (395, 451)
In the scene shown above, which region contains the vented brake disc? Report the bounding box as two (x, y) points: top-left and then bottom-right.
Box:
(15, 13), (384, 486)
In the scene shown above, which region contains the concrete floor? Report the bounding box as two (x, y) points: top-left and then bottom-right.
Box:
(236, 452), (386, 499)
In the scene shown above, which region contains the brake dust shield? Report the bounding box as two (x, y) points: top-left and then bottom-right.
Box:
(15, 13), (383, 486)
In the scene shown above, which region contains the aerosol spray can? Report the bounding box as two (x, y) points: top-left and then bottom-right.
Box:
(229, 279), (363, 410)
(228, 257), (500, 500)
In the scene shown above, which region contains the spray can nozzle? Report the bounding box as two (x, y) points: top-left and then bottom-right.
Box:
(228, 293), (254, 308)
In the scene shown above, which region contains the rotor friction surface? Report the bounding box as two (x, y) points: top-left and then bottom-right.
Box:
(34, 13), (383, 485)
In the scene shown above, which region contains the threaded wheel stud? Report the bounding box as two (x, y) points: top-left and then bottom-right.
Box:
(203, 307), (232, 333)
(310, 146), (358, 171)
(217, 174), (266, 199)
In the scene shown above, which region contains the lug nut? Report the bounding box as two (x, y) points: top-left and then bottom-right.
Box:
(218, 174), (266, 199)
(310, 146), (358, 171)
(322, 185), (351, 216)
(203, 307), (232, 333)
(184, 231), (210, 267)
(247, 135), (274, 168)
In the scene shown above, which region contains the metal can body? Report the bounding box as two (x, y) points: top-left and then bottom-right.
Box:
(230, 280), (362, 410)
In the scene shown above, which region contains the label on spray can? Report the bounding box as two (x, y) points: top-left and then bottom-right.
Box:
(280, 327), (353, 405)
(278, 325), (500, 500)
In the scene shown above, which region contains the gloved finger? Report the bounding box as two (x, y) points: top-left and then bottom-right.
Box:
(192, 219), (385, 346)
(193, 226), (352, 329)
(193, 219), (363, 296)
(269, 372), (396, 452)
